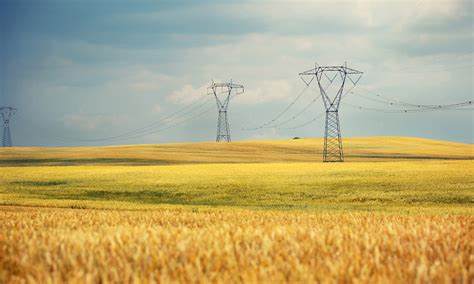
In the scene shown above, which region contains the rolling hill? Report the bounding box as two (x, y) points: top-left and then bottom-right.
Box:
(0, 136), (472, 166)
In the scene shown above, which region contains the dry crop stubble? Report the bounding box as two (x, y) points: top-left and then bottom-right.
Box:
(0, 206), (471, 283)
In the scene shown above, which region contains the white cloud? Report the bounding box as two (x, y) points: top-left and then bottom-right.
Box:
(152, 104), (163, 113)
(248, 128), (288, 141)
(234, 80), (293, 104)
(63, 114), (126, 132)
(87, 65), (172, 96)
(168, 83), (210, 105)
(169, 79), (294, 107)
(121, 68), (171, 94)
(63, 114), (100, 130)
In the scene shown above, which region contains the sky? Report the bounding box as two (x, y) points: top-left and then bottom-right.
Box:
(0, 0), (473, 146)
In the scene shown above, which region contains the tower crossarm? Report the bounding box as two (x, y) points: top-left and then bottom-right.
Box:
(299, 66), (363, 76)
(0, 106), (17, 123)
(210, 82), (244, 89)
(208, 82), (244, 111)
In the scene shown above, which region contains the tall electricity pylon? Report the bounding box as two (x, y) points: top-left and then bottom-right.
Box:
(208, 81), (244, 142)
(1, 106), (17, 147)
(299, 63), (362, 162)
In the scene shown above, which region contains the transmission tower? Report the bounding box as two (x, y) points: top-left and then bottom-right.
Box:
(1, 106), (17, 147)
(299, 63), (362, 162)
(208, 81), (244, 142)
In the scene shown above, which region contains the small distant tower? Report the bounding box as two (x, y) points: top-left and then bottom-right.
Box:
(1, 106), (17, 147)
(208, 81), (244, 142)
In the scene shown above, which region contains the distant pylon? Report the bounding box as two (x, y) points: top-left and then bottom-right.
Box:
(208, 81), (244, 142)
(299, 63), (362, 162)
(1, 106), (17, 147)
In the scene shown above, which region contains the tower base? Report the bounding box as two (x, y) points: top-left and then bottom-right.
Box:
(323, 110), (343, 162)
(216, 111), (231, 142)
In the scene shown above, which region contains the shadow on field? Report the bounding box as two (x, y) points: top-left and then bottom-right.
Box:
(82, 190), (192, 205)
(0, 158), (184, 167)
(1, 156), (472, 167)
(10, 181), (69, 187)
(349, 155), (472, 160)
(6, 180), (473, 209)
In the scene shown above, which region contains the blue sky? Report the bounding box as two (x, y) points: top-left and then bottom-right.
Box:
(1, 0), (473, 146)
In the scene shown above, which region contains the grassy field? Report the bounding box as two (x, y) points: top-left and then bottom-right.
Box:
(1, 161), (473, 213)
(0, 136), (472, 282)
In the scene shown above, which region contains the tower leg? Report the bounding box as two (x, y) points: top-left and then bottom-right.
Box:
(324, 110), (343, 162)
(216, 111), (231, 142)
(2, 124), (11, 147)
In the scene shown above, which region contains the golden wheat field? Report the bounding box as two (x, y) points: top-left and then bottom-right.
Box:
(0, 206), (471, 283)
(0, 137), (472, 166)
(0, 137), (473, 283)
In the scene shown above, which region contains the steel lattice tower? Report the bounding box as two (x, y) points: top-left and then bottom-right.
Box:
(299, 63), (362, 162)
(1, 106), (17, 147)
(208, 81), (244, 142)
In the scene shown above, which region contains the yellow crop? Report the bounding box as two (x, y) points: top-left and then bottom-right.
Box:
(0, 136), (472, 166)
(0, 206), (470, 283)
(1, 137), (472, 282)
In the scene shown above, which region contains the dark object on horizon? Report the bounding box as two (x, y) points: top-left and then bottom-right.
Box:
(293, 137), (300, 140)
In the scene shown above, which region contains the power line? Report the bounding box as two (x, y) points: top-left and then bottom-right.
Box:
(276, 89), (469, 132)
(264, 96), (321, 128)
(276, 80), (359, 130)
(99, 103), (216, 142)
(242, 76), (343, 131)
(350, 91), (440, 108)
(277, 111), (325, 130)
(353, 87), (444, 108)
(342, 100), (472, 113)
(58, 95), (213, 142)
(278, 85), (472, 129)
(345, 86), (473, 112)
(124, 94), (211, 134)
(242, 84), (310, 130)
(48, 92), (241, 144)
(386, 63), (474, 74)
(107, 93), (240, 142)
